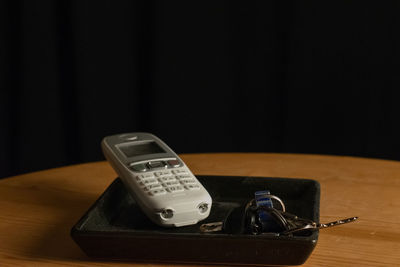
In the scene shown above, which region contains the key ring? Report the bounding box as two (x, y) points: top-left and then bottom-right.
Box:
(244, 194), (287, 234)
(245, 194), (286, 212)
(200, 190), (358, 235)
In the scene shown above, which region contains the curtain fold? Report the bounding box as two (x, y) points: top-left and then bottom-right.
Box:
(1, 0), (400, 178)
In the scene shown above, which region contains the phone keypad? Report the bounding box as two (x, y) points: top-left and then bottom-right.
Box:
(143, 184), (162, 191)
(185, 184), (200, 190)
(140, 178), (158, 186)
(154, 171), (171, 177)
(137, 173), (155, 179)
(180, 179), (197, 185)
(158, 176), (176, 182)
(175, 174), (191, 179)
(163, 181), (180, 186)
(149, 189), (167, 196)
(172, 169), (188, 175)
(135, 168), (201, 196)
(166, 185), (184, 193)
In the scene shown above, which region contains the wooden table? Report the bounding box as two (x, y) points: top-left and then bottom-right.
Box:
(0, 153), (399, 266)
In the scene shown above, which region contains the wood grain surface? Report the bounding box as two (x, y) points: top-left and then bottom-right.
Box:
(0, 153), (399, 266)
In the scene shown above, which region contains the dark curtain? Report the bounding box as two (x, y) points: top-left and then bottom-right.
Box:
(1, 1), (400, 178)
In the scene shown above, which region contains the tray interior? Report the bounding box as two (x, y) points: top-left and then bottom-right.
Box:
(75, 175), (320, 238)
(72, 176), (320, 265)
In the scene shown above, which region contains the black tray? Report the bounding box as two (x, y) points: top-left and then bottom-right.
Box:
(71, 176), (320, 265)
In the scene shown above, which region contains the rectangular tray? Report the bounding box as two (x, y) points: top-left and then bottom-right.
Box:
(71, 176), (320, 265)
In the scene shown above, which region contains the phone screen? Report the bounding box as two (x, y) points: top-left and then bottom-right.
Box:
(118, 141), (165, 158)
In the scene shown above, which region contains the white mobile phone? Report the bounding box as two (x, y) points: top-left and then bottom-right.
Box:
(101, 132), (212, 227)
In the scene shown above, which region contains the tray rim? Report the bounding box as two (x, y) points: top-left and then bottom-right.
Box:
(71, 175), (320, 265)
(72, 175), (320, 240)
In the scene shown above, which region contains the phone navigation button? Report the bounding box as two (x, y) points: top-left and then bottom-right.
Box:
(147, 161), (167, 169)
(167, 160), (181, 167)
(129, 163), (147, 172)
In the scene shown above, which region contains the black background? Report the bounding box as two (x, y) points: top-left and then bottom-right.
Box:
(1, 1), (400, 178)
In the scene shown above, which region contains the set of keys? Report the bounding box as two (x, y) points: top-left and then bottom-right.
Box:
(200, 190), (358, 235)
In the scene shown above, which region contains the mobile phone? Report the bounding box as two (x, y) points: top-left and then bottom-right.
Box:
(101, 132), (212, 227)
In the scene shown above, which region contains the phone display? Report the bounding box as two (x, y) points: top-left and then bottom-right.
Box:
(118, 142), (165, 157)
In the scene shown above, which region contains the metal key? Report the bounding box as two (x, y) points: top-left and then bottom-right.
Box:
(200, 203), (249, 234)
(200, 222), (223, 233)
(281, 215), (358, 235)
(200, 208), (358, 235)
(200, 193), (359, 235)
